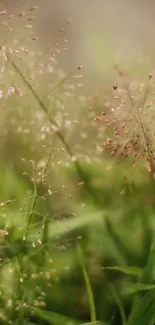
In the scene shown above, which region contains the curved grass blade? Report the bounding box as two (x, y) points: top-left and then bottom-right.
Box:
(123, 283), (155, 296)
(141, 213), (152, 265)
(80, 322), (106, 325)
(132, 244), (155, 310)
(127, 289), (155, 325)
(103, 266), (142, 277)
(140, 244), (155, 285)
(80, 322), (100, 325)
(109, 283), (127, 325)
(23, 320), (36, 325)
(105, 218), (141, 265)
(31, 307), (79, 325)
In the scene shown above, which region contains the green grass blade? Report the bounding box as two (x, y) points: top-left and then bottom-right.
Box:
(122, 283), (155, 296)
(80, 322), (106, 325)
(132, 244), (155, 310)
(103, 266), (142, 277)
(140, 244), (155, 284)
(109, 283), (127, 325)
(77, 244), (97, 325)
(23, 320), (36, 325)
(141, 213), (152, 265)
(105, 218), (140, 265)
(80, 322), (100, 325)
(127, 289), (155, 325)
(31, 307), (79, 325)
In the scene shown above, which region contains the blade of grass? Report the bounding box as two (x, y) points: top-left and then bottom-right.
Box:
(31, 307), (79, 325)
(77, 243), (97, 325)
(109, 283), (127, 325)
(127, 289), (155, 325)
(122, 283), (155, 296)
(141, 212), (152, 266)
(105, 218), (141, 265)
(80, 322), (100, 325)
(102, 266), (142, 277)
(140, 244), (155, 284)
(131, 243), (155, 310)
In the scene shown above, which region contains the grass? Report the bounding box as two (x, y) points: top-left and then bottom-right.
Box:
(1, 3), (155, 325)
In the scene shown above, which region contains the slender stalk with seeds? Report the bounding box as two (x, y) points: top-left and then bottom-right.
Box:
(3, 48), (99, 205)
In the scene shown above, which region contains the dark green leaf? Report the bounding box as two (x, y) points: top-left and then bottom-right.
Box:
(103, 266), (142, 277)
(77, 244), (97, 324)
(127, 289), (155, 325)
(31, 307), (79, 325)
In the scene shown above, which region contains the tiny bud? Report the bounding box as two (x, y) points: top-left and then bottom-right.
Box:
(66, 17), (72, 23)
(29, 160), (35, 165)
(6, 200), (12, 205)
(21, 158), (26, 163)
(29, 6), (39, 11)
(77, 65), (83, 70)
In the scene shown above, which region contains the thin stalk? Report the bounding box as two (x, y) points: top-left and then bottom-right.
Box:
(42, 76), (67, 102)
(124, 79), (155, 173)
(77, 243), (97, 325)
(24, 191), (37, 240)
(24, 146), (54, 241)
(140, 77), (151, 115)
(109, 283), (127, 325)
(5, 51), (99, 204)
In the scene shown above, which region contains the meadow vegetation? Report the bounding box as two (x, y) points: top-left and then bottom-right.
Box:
(0, 3), (155, 325)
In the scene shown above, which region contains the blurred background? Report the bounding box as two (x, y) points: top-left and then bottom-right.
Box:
(2, 0), (155, 83)
(34, 0), (155, 82)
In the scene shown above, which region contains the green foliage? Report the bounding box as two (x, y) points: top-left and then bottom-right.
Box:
(1, 5), (155, 325)
(1, 157), (155, 324)
(31, 307), (79, 325)
(77, 244), (97, 324)
(127, 289), (155, 325)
